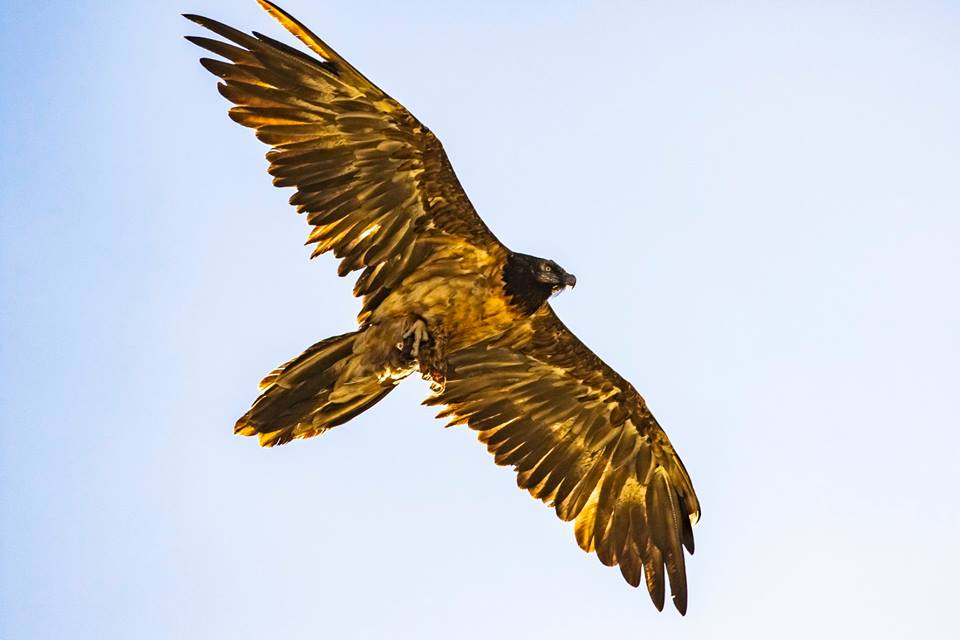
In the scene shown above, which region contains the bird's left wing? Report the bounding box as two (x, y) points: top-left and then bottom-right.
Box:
(185, 1), (504, 322)
(425, 306), (700, 613)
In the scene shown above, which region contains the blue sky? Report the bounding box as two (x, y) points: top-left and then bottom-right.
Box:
(2, 1), (958, 638)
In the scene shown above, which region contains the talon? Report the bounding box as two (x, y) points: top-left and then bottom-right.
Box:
(429, 371), (446, 393)
(422, 356), (447, 394)
(401, 318), (430, 360)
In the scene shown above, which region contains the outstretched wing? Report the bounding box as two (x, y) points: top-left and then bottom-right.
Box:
(185, 1), (504, 322)
(426, 306), (700, 614)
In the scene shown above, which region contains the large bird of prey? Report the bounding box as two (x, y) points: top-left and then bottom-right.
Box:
(186, 0), (700, 614)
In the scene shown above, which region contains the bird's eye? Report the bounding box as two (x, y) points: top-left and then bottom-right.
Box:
(544, 265), (553, 272)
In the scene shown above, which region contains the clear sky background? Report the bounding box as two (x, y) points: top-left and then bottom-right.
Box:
(2, 1), (958, 638)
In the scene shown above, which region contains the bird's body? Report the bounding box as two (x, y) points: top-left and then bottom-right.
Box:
(187, 0), (701, 614)
(370, 241), (513, 353)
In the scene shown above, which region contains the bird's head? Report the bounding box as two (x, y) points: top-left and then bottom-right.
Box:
(534, 258), (577, 294)
(504, 252), (577, 314)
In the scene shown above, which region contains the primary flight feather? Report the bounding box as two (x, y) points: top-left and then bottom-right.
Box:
(186, 0), (700, 614)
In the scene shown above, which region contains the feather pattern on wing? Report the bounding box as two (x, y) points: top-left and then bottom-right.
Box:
(185, 0), (502, 322)
(425, 306), (701, 613)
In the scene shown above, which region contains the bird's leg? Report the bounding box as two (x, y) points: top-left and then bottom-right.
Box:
(397, 316), (447, 392)
(419, 324), (447, 393)
(399, 316), (431, 361)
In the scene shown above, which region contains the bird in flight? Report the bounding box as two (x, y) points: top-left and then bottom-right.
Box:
(186, 0), (700, 614)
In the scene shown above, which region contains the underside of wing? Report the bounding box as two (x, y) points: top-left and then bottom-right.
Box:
(425, 306), (700, 613)
(185, 1), (503, 322)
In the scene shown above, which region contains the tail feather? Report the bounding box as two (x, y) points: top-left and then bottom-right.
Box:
(235, 329), (396, 447)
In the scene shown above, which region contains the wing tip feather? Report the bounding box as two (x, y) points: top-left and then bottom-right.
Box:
(673, 592), (688, 616)
(254, 0), (333, 60)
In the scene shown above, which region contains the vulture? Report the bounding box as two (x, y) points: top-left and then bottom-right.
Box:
(186, 0), (700, 614)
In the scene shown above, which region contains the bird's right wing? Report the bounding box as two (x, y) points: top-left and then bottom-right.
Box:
(426, 305), (700, 614)
(186, 1), (506, 322)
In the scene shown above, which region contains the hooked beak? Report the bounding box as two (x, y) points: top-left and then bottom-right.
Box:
(563, 272), (577, 288)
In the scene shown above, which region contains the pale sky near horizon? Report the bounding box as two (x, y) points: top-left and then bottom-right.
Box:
(2, 1), (958, 638)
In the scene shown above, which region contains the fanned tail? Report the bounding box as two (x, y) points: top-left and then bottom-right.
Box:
(235, 328), (395, 446)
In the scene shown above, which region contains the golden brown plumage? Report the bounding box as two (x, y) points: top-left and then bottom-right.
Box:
(427, 307), (699, 613)
(186, 0), (700, 614)
(185, 1), (501, 325)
